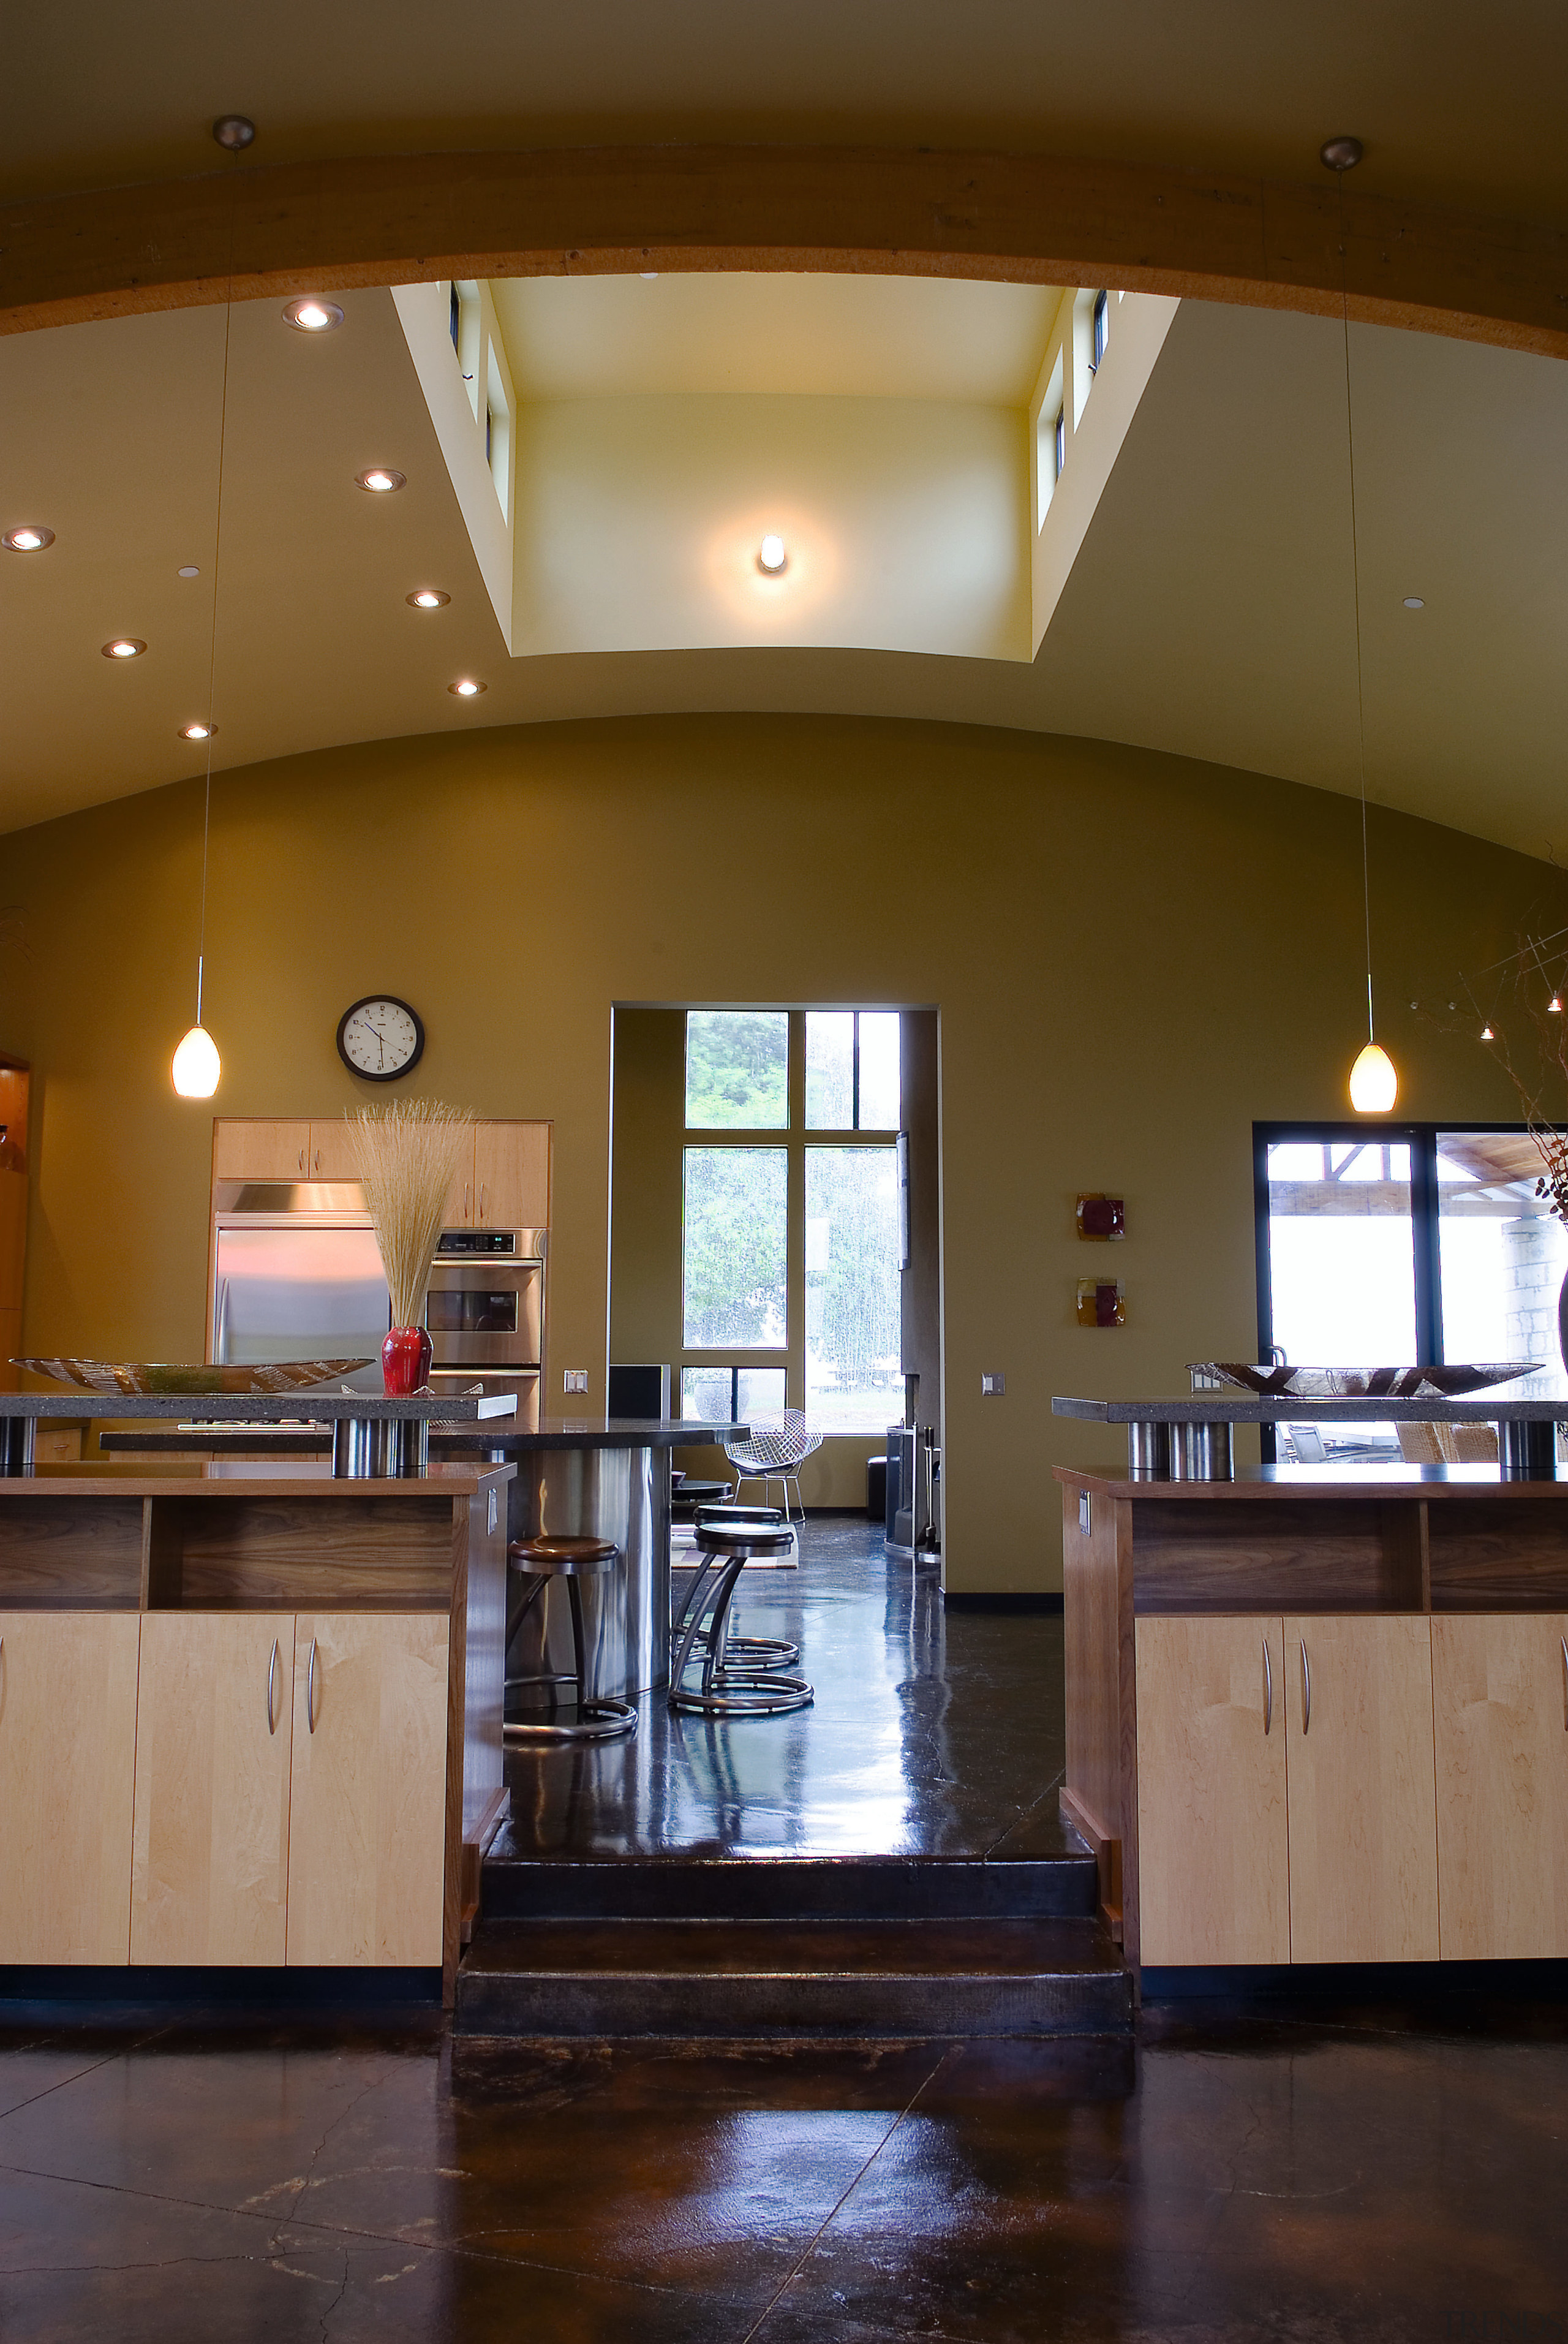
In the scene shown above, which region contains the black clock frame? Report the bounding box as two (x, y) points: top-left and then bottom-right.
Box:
(336, 995), (426, 1083)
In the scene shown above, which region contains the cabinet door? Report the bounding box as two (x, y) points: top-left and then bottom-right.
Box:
(1136, 1616), (1289, 1965)
(213, 1119), (311, 1181)
(0, 1613), (140, 1963)
(307, 1122), (363, 1181)
(443, 1134), (477, 1230)
(1285, 1614), (1439, 1963)
(474, 1121), (549, 1228)
(130, 1614), (293, 1965)
(286, 1614), (450, 1966)
(1433, 1614), (1568, 1959)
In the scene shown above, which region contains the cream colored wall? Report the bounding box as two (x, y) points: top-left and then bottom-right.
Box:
(2, 712), (1556, 1589)
(510, 395), (1031, 661)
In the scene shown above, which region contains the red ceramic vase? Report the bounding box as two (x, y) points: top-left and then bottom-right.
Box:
(382, 1325), (433, 1396)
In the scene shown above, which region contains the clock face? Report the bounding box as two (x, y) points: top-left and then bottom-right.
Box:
(336, 996), (425, 1082)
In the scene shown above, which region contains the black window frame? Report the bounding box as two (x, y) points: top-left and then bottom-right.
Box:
(1091, 288), (1109, 371)
(1053, 404), (1066, 479)
(1253, 1119), (1551, 1459)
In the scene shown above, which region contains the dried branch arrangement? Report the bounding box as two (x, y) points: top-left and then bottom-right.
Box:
(345, 1099), (473, 1328)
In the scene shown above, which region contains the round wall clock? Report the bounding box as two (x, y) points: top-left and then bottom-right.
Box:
(336, 996), (425, 1082)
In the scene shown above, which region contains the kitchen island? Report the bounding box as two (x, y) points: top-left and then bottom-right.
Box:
(1055, 1456), (1568, 1979)
(96, 1415), (742, 1707)
(0, 1456), (513, 2000)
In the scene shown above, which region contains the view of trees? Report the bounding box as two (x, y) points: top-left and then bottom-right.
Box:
(685, 1011), (788, 1129)
(805, 1147), (902, 1425)
(682, 1147), (788, 1347)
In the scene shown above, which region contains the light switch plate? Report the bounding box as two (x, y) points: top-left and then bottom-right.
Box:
(563, 1368), (589, 1394)
(981, 1371), (1005, 1396)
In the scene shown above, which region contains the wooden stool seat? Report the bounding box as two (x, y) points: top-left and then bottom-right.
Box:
(508, 1535), (618, 1575)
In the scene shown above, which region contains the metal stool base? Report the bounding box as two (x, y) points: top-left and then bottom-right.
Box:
(670, 1671), (813, 1718)
(505, 1696), (638, 1744)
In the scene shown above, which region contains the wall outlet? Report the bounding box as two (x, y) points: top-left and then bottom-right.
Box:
(563, 1368), (589, 1395)
(981, 1371), (1006, 1396)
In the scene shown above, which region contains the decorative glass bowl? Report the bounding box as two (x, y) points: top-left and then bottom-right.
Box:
(1190, 1362), (1540, 1400)
(12, 1358), (372, 1397)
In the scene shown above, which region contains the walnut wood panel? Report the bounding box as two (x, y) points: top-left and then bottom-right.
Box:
(1135, 1616), (1289, 1967)
(1061, 1483), (1124, 1929)
(0, 1497), (143, 1608)
(1131, 1500), (1422, 1614)
(211, 1119), (310, 1182)
(286, 1612), (450, 1967)
(451, 1483), (509, 1973)
(5, 146), (1568, 365)
(474, 1121), (549, 1230)
(130, 1613), (294, 1965)
(1432, 1614), (1568, 1959)
(159, 1495), (453, 1609)
(0, 1611), (140, 1962)
(1284, 1614), (1439, 1964)
(1427, 1503), (1568, 1609)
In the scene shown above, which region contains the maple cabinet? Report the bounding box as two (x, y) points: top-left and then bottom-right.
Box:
(1061, 1469), (1568, 1973)
(0, 1612), (140, 1963)
(442, 1121), (551, 1230)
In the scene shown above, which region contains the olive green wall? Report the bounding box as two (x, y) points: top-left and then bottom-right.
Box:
(1, 713), (1556, 1589)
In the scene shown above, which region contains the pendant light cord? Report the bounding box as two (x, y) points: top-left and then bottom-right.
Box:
(195, 167), (238, 1030)
(1338, 175), (1376, 1046)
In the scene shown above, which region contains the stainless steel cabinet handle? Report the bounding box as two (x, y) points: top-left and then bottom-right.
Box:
(306, 1636), (319, 1734)
(464, 1182), (471, 1223)
(479, 1182), (486, 1222)
(1301, 1638), (1311, 1736)
(313, 1147), (322, 1173)
(266, 1638), (279, 1736)
(298, 1146), (306, 1173)
(1262, 1637), (1273, 1735)
(1561, 1634), (1567, 1731)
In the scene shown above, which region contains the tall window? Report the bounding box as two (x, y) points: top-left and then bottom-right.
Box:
(1255, 1122), (1568, 1462)
(681, 1010), (903, 1432)
(1091, 288), (1109, 372)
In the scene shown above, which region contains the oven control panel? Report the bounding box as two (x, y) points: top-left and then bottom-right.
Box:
(437, 1230), (518, 1256)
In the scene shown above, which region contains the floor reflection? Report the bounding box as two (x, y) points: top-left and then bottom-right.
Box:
(494, 1518), (1072, 1861)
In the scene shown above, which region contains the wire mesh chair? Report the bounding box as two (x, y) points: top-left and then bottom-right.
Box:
(720, 1412), (823, 1522)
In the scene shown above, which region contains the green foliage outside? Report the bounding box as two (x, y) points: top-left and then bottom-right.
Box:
(685, 1011), (788, 1129)
(683, 1147), (788, 1347)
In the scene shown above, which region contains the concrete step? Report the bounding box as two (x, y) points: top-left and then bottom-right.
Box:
(454, 1916), (1131, 2039)
(478, 1851), (1099, 1923)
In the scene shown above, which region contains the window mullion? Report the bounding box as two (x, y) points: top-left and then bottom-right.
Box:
(788, 1010), (807, 1413)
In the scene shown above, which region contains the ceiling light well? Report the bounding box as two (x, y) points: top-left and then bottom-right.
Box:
(3, 526), (55, 552)
(449, 678), (486, 697)
(356, 467), (406, 494)
(179, 722), (217, 741)
(284, 298), (344, 335)
(407, 588), (451, 609)
(101, 638), (146, 659)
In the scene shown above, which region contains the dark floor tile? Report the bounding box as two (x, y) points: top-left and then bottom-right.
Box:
(0, 2164), (739, 2344)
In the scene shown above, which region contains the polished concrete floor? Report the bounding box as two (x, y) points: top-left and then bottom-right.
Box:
(1, 2011), (1565, 2338)
(3, 1521), (1564, 2338)
(495, 1517), (1081, 1863)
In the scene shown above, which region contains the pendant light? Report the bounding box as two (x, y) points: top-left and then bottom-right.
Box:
(1325, 139), (1398, 1116)
(172, 268), (236, 1099)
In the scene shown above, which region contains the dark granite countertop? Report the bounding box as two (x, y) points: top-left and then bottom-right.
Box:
(1054, 1393), (1568, 1423)
(97, 1415), (742, 1453)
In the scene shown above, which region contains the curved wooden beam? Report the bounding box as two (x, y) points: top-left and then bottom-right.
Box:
(3, 143), (1566, 357)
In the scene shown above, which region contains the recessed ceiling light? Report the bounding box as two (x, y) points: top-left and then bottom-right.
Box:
(212, 115), (256, 150)
(639, 272), (658, 281)
(178, 564), (200, 578)
(449, 678), (486, 697)
(284, 297), (344, 334)
(4, 525), (55, 552)
(407, 588), (451, 610)
(101, 637), (146, 659)
(758, 534), (787, 574)
(1403, 595), (1425, 609)
(356, 467), (406, 494)
(178, 721), (217, 741)
(1320, 135), (1364, 171)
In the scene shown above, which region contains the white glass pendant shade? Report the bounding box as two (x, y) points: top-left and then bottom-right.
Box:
(172, 1024), (222, 1097)
(1348, 1041), (1398, 1113)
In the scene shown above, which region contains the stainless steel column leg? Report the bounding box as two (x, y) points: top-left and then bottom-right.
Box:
(332, 1416), (379, 1477)
(1127, 1422), (1170, 1478)
(1499, 1420), (1555, 1480)
(1171, 1423), (1234, 1481)
(0, 1417), (37, 1476)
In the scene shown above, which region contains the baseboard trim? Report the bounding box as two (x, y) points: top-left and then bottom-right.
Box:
(943, 1592), (1065, 1615)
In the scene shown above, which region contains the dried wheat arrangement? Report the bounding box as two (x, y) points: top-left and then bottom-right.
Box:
(345, 1099), (474, 1329)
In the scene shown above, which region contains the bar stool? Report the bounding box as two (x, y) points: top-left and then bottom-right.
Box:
(670, 1520), (813, 1717)
(504, 1535), (638, 1743)
(676, 1503), (800, 1672)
